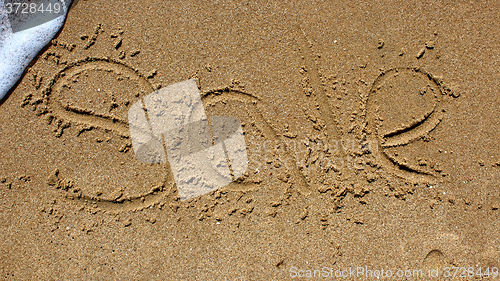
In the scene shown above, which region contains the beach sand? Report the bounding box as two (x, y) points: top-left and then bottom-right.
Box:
(1, 0), (499, 279)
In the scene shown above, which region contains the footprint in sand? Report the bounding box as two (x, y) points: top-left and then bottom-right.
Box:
(421, 249), (450, 277)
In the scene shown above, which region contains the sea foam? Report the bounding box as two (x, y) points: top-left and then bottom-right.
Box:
(0, 0), (71, 101)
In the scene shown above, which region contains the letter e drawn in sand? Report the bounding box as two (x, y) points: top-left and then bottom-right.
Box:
(366, 67), (453, 183)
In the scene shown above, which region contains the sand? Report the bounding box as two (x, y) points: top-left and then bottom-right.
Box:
(1, 0), (499, 279)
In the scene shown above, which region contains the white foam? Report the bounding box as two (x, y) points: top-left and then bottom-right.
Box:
(0, 0), (71, 101)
